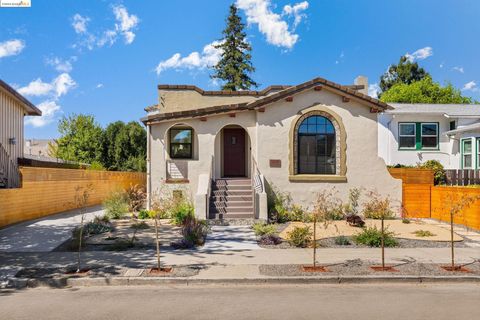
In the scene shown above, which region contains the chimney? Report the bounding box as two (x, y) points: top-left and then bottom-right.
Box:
(354, 76), (368, 95)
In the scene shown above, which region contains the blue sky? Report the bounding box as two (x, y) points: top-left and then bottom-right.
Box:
(1, 0), (479, 139)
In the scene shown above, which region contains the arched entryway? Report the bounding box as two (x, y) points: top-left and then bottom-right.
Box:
(214, 124), (251, 179)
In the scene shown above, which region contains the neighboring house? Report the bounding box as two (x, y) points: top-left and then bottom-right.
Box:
(24, 139), (56, 158)
(378, 104), (480, 169)
(0, 79), (42, 188)
(142, 76), (402, 220)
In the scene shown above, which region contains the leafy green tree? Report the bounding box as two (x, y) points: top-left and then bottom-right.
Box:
(380, 76), (475, 104)
(379, 56), (429, 94)
(102, 121), (146, 172)
(211, 4), (258, 91)
(53, 114), (103, 164)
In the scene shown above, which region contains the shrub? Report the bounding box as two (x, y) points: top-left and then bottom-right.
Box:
(103, 191), (129, 219)
(334, 235), (351, 246)
(362, 192), (396, 220)
(344, 188), (364, 227)
(138, 209), (150, 220)
(327, 204), (345, 221)
(131, 221), (149, 230)
(419, 160), (445, 185)
(353, 226), (398, 247)
(259, 234), (282, 245)
(171, 216), (210, 249)
(289, 205), (310, 222)
(170, 201), (195, 226)
(269, 187), (292, 223)
(70, 219), (113, 249)
(287, 226), (312, 248)
(87, 161), (105, 171)
(402, 218), (411, 224)
(252, 222), (277, 236)
(126, 184), (146, 213)
(413, 230), (436, 237)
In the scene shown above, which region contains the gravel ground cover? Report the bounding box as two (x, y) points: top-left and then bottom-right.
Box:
(259, 236), (468, 249)
(259, 259), (480, 277)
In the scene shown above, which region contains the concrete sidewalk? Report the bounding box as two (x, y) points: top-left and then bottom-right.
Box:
(0, 206), (104, 252)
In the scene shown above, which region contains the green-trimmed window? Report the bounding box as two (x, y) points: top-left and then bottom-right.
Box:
(461, 138), (473, 169)
(421, 123), (439, 149)
(398, 123), (416, 149)
(169, 128), (193, 159)
(477, 138), (480, 169)
(398, 122), (439, 150)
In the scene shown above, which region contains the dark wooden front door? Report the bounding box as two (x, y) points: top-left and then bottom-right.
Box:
(223, 128), (246, 177)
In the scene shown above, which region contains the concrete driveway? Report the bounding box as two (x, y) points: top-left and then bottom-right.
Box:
(0, 206), (104, 252)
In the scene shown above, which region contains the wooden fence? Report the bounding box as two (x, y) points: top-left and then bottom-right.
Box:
(389, 168), (480, 230)
(388, 168), (434, 218)
(0, 167), (146, 228)
(431, 186), (480, 230)
(445, 169), (480, 186)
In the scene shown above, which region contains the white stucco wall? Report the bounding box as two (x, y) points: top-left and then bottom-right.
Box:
(148, 87), (402, 215)
(377, 113), (480, 169)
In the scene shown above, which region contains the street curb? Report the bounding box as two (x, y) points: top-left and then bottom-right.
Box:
(7, 275), (480, 288)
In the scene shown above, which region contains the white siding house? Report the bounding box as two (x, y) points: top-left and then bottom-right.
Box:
(378, 104), (480, 169)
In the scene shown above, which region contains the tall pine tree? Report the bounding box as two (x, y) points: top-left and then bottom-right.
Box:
(211, 4), (257, 91)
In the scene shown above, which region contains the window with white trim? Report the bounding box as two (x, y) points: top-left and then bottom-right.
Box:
(462, 139), (473, 169)
(477, 138), (480, 169)
(398, 123), (416, 149)
(421, 123), (439, 149)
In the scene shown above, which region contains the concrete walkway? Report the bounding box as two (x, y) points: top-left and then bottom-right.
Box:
(0, 206), (103, 252)
(202, 225), (261, 251)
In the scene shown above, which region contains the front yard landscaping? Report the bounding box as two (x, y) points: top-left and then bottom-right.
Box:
(255, 219), (469, 249)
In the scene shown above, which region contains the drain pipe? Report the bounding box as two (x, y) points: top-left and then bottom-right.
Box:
(147, 124), (152, 210)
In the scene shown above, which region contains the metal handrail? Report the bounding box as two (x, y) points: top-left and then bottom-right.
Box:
(0, 142), (20, 188)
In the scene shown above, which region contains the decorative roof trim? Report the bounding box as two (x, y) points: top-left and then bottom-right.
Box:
(143, 77), (387, 124)
(0, 79), (42, 116)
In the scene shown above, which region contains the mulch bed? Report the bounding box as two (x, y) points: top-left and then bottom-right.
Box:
(259, 260), (480, 277)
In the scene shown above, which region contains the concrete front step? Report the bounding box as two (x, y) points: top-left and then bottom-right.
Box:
(212, 185), (252, 191)
(208, 212), (255, 219)
(214, 178), (252, 186)
(210, 201), (253, 208)
(212, 190), (252, 196)
(210, 195), (253, 202)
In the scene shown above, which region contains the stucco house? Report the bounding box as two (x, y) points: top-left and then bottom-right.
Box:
(142, 76), (402, 220)
(378, 104), (480, 169)
(0, 79), (41, 188)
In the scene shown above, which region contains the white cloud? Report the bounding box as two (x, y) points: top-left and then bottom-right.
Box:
(17, 78), (53, 97)
(439, 62), (444, 68)
(155, 40), (223, 75)
(112, 4), (139, 44)
(462, 81), (478, 92)
(0, 39), (25, 59)
(405, 46), (433, 62)
(236, 0), (308, 49)
(72, 14), (89, 34)
(45, 56), (77, 73)
(368, 83), (380, 99)
(282, 1), (309, 28)
(25, 100), (62, 127)
(18, 73), (76, 98)
(96, 83), (104, 89)
(72, 5), (139, 50)
(452, 66), (464, 73)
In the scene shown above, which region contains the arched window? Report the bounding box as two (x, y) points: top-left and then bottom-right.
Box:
(297, 115), (336, 174)
(169, 127), (193, 159)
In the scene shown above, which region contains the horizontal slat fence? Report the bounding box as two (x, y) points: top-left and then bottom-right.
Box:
(0, 167), (146, 228)
(431, 186), (480, 230)
(389, 168), (480, 230)
(445, 169), (480, 186)
(388, 168), (433, 218)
